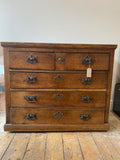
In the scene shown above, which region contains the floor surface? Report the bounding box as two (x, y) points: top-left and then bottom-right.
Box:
(0, 111), (120, 160)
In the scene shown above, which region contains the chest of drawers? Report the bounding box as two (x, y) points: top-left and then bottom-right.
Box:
(1, 42), (117, 131)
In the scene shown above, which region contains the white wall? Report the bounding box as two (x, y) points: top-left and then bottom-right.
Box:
(0, 0), (120, 109)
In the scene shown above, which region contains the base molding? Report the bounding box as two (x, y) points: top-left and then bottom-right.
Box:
(4, 123), (109, 132)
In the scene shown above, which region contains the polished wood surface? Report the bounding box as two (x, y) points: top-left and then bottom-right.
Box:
(3, 48), (11, 123)
(1, 42), (117, 131)
(10, 108), (104, 124)
(9, 51), (110, 70)
(9, 52), (55, 70)
(65, 53), (109, 70)
(1, 42), (117, 49)
(10, 88), (107, 92)
(10, 72), (107, 89)
(11, 91), (106, 108)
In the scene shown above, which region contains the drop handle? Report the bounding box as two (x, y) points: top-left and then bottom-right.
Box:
(25, 113), (36, 120)
(26, 55), (38, 64)
(25, 96), (37, 103)
(82, 56), (93, 64)
(81, 96), (92, 103)
(26, 76), (37, 83)
(81, 78), (92, 84)
(80, 114), (91, 121)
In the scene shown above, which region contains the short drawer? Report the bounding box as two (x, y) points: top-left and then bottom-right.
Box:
(11, 91), (106, 108)
(10, 72), (107, 89)
(10, 109), (105, 124)
(9, 52), (55, 70)
(65, 53), (109, 70)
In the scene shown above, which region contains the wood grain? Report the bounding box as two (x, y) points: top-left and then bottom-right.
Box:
(23, 133), (46, 160)
(4, 123), (109, 131)
(63, 133), (83, 160)
(3, 48), (10, 123)
(8, 47), (116, 53)
(11, 91), (106, 108)
(1, 112), (120, 159)
(56, 53), (65, 70)
(10, 72), (107, 89)
(65, 53), (109, 70)
(1, 42), (117, 49)
(10, 88), (107, 92)
(45, 133), (64, 160)
(2, 133), (30, 160)
(0, 133), (15, 159)
(92, 132), (120, 160)
(10, 109), (105, 124)
(77, 133), (103, 160)
(9, 52), (55, 70)
(2, 42), (117, 131)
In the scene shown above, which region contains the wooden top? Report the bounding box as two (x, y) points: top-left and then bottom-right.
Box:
(1, 42), (117, 50)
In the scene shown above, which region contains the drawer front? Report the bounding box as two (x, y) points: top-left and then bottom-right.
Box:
(9, 52), (109, 71)
(9, 52), (55, 70)
(11, 91), (106, 108)
(10, 72), (107, 89)
(10, 109), (104, 124)
(65, 53), (109, 70)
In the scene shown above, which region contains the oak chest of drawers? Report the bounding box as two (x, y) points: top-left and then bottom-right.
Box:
(1, 42), (117, 131)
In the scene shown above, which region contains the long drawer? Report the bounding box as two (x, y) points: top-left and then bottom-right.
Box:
(10, 72), (107, 89)
(11, 91), (106, 108)
(9, 52), (109, 70)
(10, 109), (105, 124)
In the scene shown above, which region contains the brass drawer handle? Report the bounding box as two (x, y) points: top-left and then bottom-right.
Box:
(25, 113), (36, 120)
(54, 75), (64, 82)
(54, 93), (63, 101)
(26, 76), (37, 83)
(82, 56), (92, 64)
(81, 78), (92, 84)
(80, 114), (91, 121)
(56, 56), (65, 64)
(26, 55), (38, 64)
(25, 96), (37, 103)
(54, 112), (63, 119)
(81, 96), (92, 103)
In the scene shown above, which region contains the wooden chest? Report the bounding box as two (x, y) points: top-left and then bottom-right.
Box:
(1, 42), (117, 131)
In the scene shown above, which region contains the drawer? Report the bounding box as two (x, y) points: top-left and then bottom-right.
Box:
(10, 72), (107, 89)
(10, 109), (104, 124)
(64, 53), (109, 70)
(11, 91), (106, 108)
(9, 52), (55, 70)
(9, 52), (109, 71)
